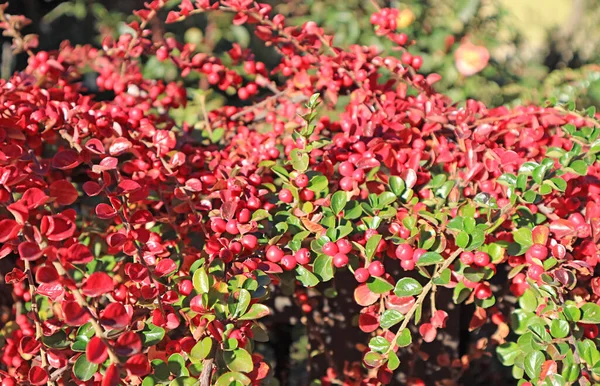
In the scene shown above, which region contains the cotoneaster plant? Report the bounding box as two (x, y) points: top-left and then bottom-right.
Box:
(0, 1), (599, 385)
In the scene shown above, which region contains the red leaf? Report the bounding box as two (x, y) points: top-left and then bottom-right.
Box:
(96, 203), (117, 219)
(49, 180), (78, 205)
(18, 242), (43, 261)
(549, 219), (577, 239)
(92, 157), (118, 173)
(102, 364), (121, 386)
(114, 331), (142, 356)
(469, 307), (488, 331)
(118, 179), (141, 193)
(52, 150), (81, 170)
(126, 354), (150, 376)
(7, 201), (28, 224)
(109, 138), (132, 156)
(430, 310), (448, 329)
(539, 360), (558, 381)
(35, 265), (59, 283)
(418, 323), (437, 343)
(19, 336), (41, 355)
(125, 263), (149, 282)
(5, 268), (26, 284)
(84, 139), (105, 154)
(354, 284), (379, 307)
(130, 210), (154, 224)
(0, 219), (21, 242)
(155, 258), (177, 277)
(28, 366), (48, 386)
(358, 311), (379, 333)
(66, 243), (93, 264)
(184, 178), (203, 192)
(100, 303), (131, 330)
(86, 336), (108, 364)
(62, 301), (90, 326)
(83, 181), (103, 196)
(532, 225), (549, 245)
(20, 187), (49, 209)
(82, 272), (114, 297)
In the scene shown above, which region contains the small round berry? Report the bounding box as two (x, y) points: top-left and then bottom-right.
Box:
(211, 218), (227, 233)
(240, 234), (258, 250)
(339, 177), (354, 191)
(473, 252), (490, 267)
(395, 244), (414, 261)
(474, 283), (492, 300)
(299, 189), (315, 201)
(177, 280), (193, 296)
(460, 252), (474, 266)
(225, 220), (239, 235)
(338, 161), (355, 177)
(400, 259), (415, 271)
(527, 264), (544, 280)
(336, 238), (353, 254)
(301, 303), (312, 313)
(354, 268), (370, 283)
(368, 261), (385, 277)
(582, 323), (599, 339)
(295, 248), (311, 265)
(237, 208), (251, 223)
(280, 255), (297, 271)
(411, 56), (423, 70)
(401, 51), (413, 64)
(352, 169), (366, 183)
(295, 174), (309, 188)
(412, 248), (426, 262)
(526, 244), (548, 262)
(333, 253), (349, 268)
(278, 188), (294, 203)
(266, 246), (284, 263)
(322, 242), (339, 256)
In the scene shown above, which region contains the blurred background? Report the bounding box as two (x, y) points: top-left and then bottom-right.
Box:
(3, 0), (600, 109)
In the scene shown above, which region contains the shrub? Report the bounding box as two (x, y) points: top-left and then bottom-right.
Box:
(0, 1), (599, 385)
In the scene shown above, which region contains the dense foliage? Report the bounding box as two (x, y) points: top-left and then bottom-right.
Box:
(0, 1), (600, 385)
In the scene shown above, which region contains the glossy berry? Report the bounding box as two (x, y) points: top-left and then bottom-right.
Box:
(473, 252), (490, 267)
(278, 188), (294, 203)
(527, 264), (544, 280)
(266, 246), (284, 263)
(368, 261), (385, 277)
(401, 259), (415, 271)
(460, 252), (474, 265)
(295, 248), (311, 265)
(322, 242), (339, 256)
(526, 244), (548, 262)
(295, 174), (309, 188)
(339, 176), (354, 191)
(280, 255), (297, 271)
(395, 244), (414, 260)
(336, 238), (353, 254)
(333, 253), (349, 268)
(474, 283), (492, 299)
(354, 268), (370, 283)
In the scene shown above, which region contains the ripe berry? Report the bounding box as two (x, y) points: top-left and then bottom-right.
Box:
(237, 208), (251, 224)
(301, 303), (312, 313)
(339, 161), (355, 177)
(266, 246), (284, 263)
(368, 261), (385, 277)
(322, 242), (339, 256)
(352, 169), (365, 183)
(581, 323), (599, 339)
(460, 252), (474, 265)
(295, 174), (309, 188)
(412, 248), (426, 262)
(278, 188), (293, 203)
(527, 264), (544, 280)
(339, 177), (354, 191)
(411, 56), (423, 70)
(401, 259), (415, 271)
(395, 244), (414, 261)
(299, 189), (315, 201)
(474, 283), (492, 300)
(295, 248), (311, 265)
(177, 280), (193, 296)
(280, 255), (297, 271)
(401, 51), (413, 64)
(240, 234), (258, 250)
(211, 218), (227, 233)
(473, 252), (490, 267)
(333, 253), (349, 268)
(336, 238), (353, 254)
(226, 220), (239, 235)
(354, 268), (370, 283)
(525, 244), (548, 263)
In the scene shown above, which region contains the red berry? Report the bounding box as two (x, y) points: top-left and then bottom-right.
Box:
(177, 280), (193, 296)
(460, 252), (474, 265)
(226, 220), (239, 235)
(527, 264), (544, 280)
(301, 303), (312, 313)
(240, 234), (258, 250)
(368, 261), (385, 277)
(295, 174), (309, 188)
(473, 252), (490, 267)
(237, 208), (251, 224)
(322, 242), (339, 256)
(280, 255), (297, 271)
(395, 244), (414, 260)
(352, 169), (365, 183)
(339, 161), (355, 177)
(336, 239), (353, 254)
(266, 246), (284, 263)
(354, 268), (370, 283)
(156, 47), (169, 61)
(295, 248), (311, 265)
(526, 244), (548, 263)
(401, 51), (413, 64)
(211, 218), (227, 233)
(411, 56), (423, 70)
(339, 177), (354, 191)
(474, 283), (492, 300)
(333, 253), (349, 268)
(401, 259), (415, 271)
(412, 248), (426, 262)
(299, 189), (315, 201)
(278, 188), (293, 203)
(581, 323), (599, 339)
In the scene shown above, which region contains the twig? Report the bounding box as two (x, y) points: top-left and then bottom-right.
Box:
(200, 358), (214, 386)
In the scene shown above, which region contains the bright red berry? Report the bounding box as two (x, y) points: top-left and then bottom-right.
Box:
(354, 268), (370, 283)
(368, 261), (385, 277)
(322, 242), (339, 256)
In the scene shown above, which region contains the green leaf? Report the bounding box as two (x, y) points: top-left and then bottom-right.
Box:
(394, 278), (423, 297)
(563, 303), (581, 322)
(295, 265), (320, 287)
(224, 348), (253, 373)
(365, 235), (382, 263)
(142, 324), (165, 347)
(313, 254), (334, 282)
(550, 320), (570, 339)
(570, 160), (588, 175)
(363, 351), (383, 367)
(152, 359), (170, 381)
(456, 231), (469, 248)
(308, 175), (328, 194)
(497, 342), (521, 366)
(234, 289), (251, 318)
(169, 377), (198, 386)
(581, 303), (600, 324)
(387, 351), (400, 371)
(215, 372), (251, 386)
(519, 289), (538, 313)
(416, 252), (443, 266)
(396, 329), (412, 347)
(193, 268), (210, 294)
(389, 176), (405, 196)
(290, 149), (309, 172)
(513, 228), (533, 247)
(331, 191), (348, 215)
(367, 276), (394, 294)
(524, 350), (544, 379)
(43, 330), (69, 349)
(239, 304), (270, 320)
(380, 310), (404, 329)
(369, 336), (390, 353)
(190, 337), (213, 364)
(378, 192), (397, 208)
(168, 353), (188, 377)
(73, 354), (98, 381)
